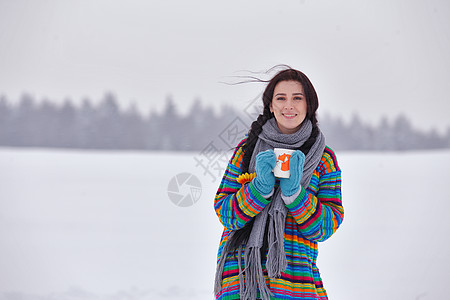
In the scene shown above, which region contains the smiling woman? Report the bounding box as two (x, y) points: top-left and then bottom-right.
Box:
(213, 67), (344, 300)
(270, 80), (308, 134)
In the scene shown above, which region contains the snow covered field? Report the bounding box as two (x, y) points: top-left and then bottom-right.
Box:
(1, 148), (449, 300)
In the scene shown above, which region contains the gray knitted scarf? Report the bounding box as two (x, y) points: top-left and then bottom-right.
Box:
(214, 118), (326, 300)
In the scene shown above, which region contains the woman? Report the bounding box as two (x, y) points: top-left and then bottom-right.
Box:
(213, 68), (344, 300)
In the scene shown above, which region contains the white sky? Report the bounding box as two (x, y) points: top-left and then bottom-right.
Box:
(0, 0), (449, 132)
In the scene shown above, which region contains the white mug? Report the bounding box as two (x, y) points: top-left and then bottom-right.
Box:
(273, 148), (294, 178)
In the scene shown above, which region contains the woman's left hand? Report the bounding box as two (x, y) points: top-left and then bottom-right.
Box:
(280, 150), (306, 197)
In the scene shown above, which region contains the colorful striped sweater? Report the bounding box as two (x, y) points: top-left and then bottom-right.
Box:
(214, 138), (344, 300)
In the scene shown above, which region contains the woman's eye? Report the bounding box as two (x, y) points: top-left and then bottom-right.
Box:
(294, 97), (302, 100)
(276, 97), (285, 101)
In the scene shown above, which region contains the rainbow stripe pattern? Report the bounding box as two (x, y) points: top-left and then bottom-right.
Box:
(214, 139), (344, 300)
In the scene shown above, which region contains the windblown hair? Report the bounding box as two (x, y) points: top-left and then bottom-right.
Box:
(229, 67), (321, 253)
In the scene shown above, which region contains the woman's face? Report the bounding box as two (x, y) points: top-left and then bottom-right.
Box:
(270, 80), (307, 134)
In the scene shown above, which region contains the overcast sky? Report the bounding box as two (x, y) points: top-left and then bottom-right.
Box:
(0, 0), (449, 132)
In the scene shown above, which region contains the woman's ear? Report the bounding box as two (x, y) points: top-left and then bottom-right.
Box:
(269, 103), (273, 113)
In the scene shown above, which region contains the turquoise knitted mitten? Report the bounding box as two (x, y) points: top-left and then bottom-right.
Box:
(252, 149), (277, 196)
(280, 150), (306, 197)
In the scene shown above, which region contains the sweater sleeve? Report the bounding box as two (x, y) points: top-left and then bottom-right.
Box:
(214, 139), (272, 230)
(285, 147), (344, 242)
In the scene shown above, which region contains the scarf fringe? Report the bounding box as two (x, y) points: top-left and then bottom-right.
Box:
(243, 246), (272, 300)
(214, 231), (235, 295)
(266, 211), (287, 278)
(238, 245), (245, 297)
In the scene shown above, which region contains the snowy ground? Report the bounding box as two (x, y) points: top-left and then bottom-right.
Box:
(0, 147), (449, 300)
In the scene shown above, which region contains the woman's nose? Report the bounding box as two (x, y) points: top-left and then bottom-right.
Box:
(284, 100), (294, 109)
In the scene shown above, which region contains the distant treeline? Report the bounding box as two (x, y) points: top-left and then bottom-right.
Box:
(0, 93), (449, 151)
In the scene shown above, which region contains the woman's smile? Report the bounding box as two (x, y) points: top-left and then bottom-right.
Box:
(282, 113), (297, 119)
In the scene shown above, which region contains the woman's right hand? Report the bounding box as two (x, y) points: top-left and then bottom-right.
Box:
(252, 149), (277, 196)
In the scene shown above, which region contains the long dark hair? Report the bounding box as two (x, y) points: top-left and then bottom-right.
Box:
(229, 67), (321, 253)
